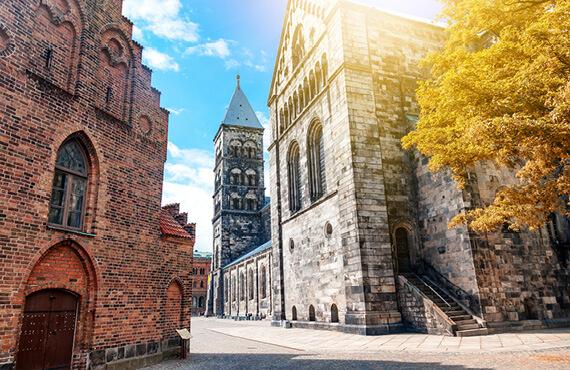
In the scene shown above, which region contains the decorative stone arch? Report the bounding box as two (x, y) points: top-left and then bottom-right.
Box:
(15, 240), (99, 365)
(391, 221), (419, 274)
(245, 192), (258, 212)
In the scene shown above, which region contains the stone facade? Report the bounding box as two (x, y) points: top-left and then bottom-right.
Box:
(206, 79), (273, 320)
(0, 0), (194, 368)
(267, 0), (570, 335)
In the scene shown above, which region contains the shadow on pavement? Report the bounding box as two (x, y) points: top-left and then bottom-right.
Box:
(152, 353), (486, 370)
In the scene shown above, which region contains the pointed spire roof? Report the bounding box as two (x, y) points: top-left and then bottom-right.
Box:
(222, 75), (263, 129)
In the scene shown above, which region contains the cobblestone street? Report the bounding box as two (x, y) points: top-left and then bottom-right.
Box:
(145, 318), (570, 369)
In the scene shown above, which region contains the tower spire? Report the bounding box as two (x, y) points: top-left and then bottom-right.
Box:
(236, 74), (241, 89)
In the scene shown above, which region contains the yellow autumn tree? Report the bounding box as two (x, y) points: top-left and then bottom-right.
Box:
(403, 0), (570, 232)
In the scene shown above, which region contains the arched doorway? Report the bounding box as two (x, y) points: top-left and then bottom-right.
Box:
(291, 306), (298, 321)
(17, 289), (79, 370)
(394, 227), (412, 274)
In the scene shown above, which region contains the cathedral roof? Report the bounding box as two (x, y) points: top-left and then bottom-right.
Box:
(222, 75), (263, 129)
(223, 241), (272, 269)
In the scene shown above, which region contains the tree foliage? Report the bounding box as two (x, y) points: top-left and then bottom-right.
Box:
(402, 0), (570, 231)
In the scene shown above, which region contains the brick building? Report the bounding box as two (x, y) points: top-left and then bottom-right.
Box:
(192, 251), (211, 316)
(0, 0), (195, 368)
(267, 0), (570, 336)
(206, 78), (273, 319)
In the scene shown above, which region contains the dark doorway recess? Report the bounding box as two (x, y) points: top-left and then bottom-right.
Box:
(17, 289), (79, 370)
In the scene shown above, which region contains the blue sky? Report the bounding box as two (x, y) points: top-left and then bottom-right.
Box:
(121, 0), (442, 252)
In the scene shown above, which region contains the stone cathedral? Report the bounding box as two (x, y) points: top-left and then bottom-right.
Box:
(206, 77), (273, 319)
(266, 0), (570, 337)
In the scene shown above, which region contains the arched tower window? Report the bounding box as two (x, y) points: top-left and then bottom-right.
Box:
(291, 306), (298, 321)
(308, 121), (326, 201)
(48, 140), (89, 229)
(288, 142), (302, 213)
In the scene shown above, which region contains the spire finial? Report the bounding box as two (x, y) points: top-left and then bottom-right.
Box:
(236, 74), (241, 89)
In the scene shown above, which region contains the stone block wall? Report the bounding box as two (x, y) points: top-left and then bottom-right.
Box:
(397, 276), (455, 336)
(466, 163), (570, 323)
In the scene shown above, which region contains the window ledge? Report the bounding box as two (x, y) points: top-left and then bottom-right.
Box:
(47, 224), (96, 238)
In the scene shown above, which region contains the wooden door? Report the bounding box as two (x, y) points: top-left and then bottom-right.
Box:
(17, 290), (78, 370)
(395, 228), (412, 274)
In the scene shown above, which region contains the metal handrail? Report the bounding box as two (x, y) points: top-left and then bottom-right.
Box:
(413, 274), (452, 308)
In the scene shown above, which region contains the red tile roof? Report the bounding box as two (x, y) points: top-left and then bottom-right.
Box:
(160, 209), (192, 239)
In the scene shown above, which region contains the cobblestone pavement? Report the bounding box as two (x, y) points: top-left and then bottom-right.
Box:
(144, 318), (570, 369)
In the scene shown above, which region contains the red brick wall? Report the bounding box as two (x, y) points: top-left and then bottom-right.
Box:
(192, 258), (211, 316)
(0, 0), (193, 368)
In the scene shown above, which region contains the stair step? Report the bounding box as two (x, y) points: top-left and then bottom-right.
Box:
(445, 310), (466, 316)
(456, 328), (489, 337)
(457, 323), (480, 330)
(450, 315), (472, 322)
(455, 319), (477, 325)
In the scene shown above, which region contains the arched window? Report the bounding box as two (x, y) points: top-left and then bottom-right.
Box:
(224, 277), (229, 302)
(231, 194), (242, 210)
(239, 272), (245, 301)
(308, 121), (326, 201)
(292, 306), (298, 321)
(288, 142), (301, 212)
(291, 25), (305, 69)
(331, 304), (339, 323)
(246, 169), (257, 187)
(260, 265), (267, 299)
(309, 305), (316, 321)
(198, 296), (204, 308)
(230, 169), (242, 185)
(232, 276), (237, 302)
(48, 140), (89, 229)
(200, 281), (204, 288)
(248, 269), (254, 300)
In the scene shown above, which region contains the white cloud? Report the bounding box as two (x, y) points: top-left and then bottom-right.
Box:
(142, 47), (180, 72)
(186, 39), (231, 59)
(131, 25), (144, 42)
(256, 111), (271, 152)
(163, 142), (215, 253)
(166, 107), (185, 116)
(224, 48), (268, 72)
(123, 0), (199, 42)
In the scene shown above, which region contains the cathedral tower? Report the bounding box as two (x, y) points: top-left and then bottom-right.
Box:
(208, 76), (266, 315)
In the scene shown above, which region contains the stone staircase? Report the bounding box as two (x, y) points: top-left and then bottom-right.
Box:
(404, 274), (488, 337)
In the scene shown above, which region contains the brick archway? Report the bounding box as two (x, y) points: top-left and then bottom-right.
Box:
(15, 240), (98, 369)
